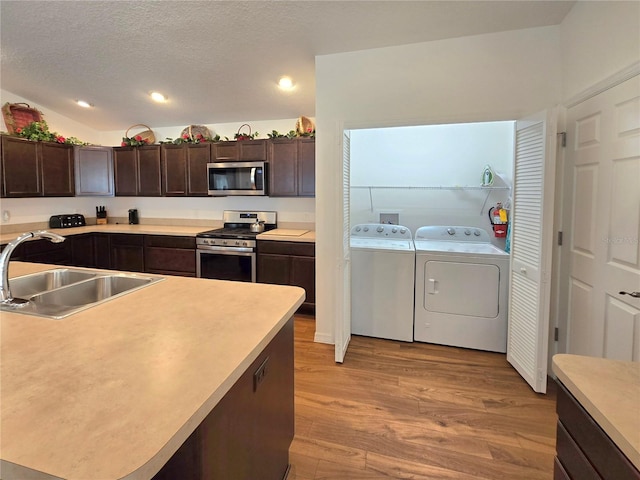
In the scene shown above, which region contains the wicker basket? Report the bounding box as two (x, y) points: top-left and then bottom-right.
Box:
(2, 102), (43, 134)
(125, 124), (155, 144)
(235, 123), (253, 141)
(181, 125), (211, 141)
(295, 116), (314, 135)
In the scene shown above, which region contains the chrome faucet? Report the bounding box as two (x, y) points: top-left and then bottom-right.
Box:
(0, 230), (66, 307)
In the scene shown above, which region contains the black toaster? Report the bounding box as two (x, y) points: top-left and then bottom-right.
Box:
(49, 214), (86, 229)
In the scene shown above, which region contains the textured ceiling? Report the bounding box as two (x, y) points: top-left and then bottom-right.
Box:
(0, 0), (575, 131)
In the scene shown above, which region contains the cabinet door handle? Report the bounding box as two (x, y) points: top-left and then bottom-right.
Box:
(620, 291), (640, 298)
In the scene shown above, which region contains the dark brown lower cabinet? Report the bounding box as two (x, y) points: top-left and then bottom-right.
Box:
(70, 233), (97, 267)
(144, 235), (196, 276)
(257, 240), (315, 310)
(555, 380), (640, 480)
(22, 237), (71, 265)
(153, 317), (294, 480)
(110, 234), (144, 272)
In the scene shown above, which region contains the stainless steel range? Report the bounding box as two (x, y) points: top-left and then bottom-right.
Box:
(196, 210), (277, 282)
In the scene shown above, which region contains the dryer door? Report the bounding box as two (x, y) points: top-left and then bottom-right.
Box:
(424, 261), (500, 318)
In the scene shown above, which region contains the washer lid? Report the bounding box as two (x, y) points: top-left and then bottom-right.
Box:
(350, 238), (415, 252)
(414, 239), (508, 256)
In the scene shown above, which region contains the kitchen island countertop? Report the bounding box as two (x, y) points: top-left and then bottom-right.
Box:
(0, 262), (305, 480)
(552, 354), (640, 469)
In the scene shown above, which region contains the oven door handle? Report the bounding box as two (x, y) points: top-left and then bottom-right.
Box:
(197, 246), (255, 255)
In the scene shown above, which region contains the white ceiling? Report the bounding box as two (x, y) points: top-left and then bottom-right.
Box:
(0, 0), (575, 132)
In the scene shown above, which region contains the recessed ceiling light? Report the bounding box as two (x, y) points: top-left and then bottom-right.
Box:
(150, 91), (167, 103)
(76, 100), (93, 108)
(278, 77), (294, 90)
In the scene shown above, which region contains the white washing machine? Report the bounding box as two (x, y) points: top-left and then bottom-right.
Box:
(414, 226), (510, 353)
(350, 224), (415, 342)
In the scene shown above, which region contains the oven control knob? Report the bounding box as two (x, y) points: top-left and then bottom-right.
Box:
(235, 240), (240, 246)
(376, 226), (384, 233)
(223, 240), (228, 245)
(447, 228), (456, 235)
(242, 241), (248, 246)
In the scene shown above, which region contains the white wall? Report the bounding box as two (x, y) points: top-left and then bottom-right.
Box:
(561, 1), (640, 102)
(315, 25), (563, 344)
(349, 121), (514, 240)
(0, 94), (315, 227)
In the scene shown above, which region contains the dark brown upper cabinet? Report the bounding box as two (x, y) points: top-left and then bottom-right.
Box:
(161, 143), (211, 196)
(1, 135), (75, 197)
(113, 145), (162, 196)
(211, 139), (267, 162)
(268, 137), (315, 197)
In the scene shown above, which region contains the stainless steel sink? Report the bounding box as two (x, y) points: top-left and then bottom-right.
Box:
(10, 269), (97, 298)
(1, 268), (164, 319)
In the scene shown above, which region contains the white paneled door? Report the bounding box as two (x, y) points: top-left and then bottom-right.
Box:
(565, 75), (640, 361)
(507, 110), (557, 394)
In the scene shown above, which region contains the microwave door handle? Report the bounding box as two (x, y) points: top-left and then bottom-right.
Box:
(250, 167), (257, 190)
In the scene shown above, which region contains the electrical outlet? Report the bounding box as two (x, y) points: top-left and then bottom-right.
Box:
(380, 213), (399, 225)
(253, 356), (269, 392)
(2, 210), (10, 222)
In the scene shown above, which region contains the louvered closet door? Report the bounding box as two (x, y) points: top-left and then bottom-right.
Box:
(507, 110), (557, 393)
(335, 130), (352, 363)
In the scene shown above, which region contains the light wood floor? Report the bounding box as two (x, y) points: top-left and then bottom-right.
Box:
(288, 314), (558, 480)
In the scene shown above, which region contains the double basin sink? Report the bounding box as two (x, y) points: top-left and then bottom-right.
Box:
(1, 268), (164, 319)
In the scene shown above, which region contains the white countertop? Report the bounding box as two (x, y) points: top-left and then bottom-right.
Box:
(0, 262), (305, 479)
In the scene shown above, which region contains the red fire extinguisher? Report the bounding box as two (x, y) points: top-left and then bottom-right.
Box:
(489, 202), (508, 238)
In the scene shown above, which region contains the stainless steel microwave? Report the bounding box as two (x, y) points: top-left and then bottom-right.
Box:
(207, 161), (267, 196)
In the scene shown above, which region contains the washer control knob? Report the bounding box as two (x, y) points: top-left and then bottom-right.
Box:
(447, 228), (456, 236)
(464, 229), (471, 235)
(376, 226), (384, 233)
(355, 226), (361, 232)
(391, 227), (398, 233)
(363, 227), (369, 232)
(400, 228), (406, 234)
(474, 230), (481, 236)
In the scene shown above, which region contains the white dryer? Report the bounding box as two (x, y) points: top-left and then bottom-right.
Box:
(414, 226), (510, 353)
(350, 224), (415, 342)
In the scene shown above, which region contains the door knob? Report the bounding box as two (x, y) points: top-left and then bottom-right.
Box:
(620, 291), (640, 298)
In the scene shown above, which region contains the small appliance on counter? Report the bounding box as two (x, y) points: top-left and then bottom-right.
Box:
(128, 209), (139, 224)
(96, 206), (107, 225)
(49, 214), (86, 229)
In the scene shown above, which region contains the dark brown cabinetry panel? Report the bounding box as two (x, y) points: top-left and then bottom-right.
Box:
(94, 233), (111, 269)
(257, 240), (315, 310)
(22, 238), (71, 265)
(114, 146), (161, 196)
(161, 143), (210, 196)
(113, 147), (137, 195)
(110, 234), (145, 272)
(1, 136), (75, 197)
(137, 146), (162, 196)
(298, 138), (316, 197)
(555, 380), (640, 480)
(153, 317), (294, 480)
(268, 138), (315, 197)
(74, 146), (114, 196)
(144, 235), (196, 276)
(70, 233), (97, 268)
(211, 139), (267, 162)
(40, 142), (75, 196)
